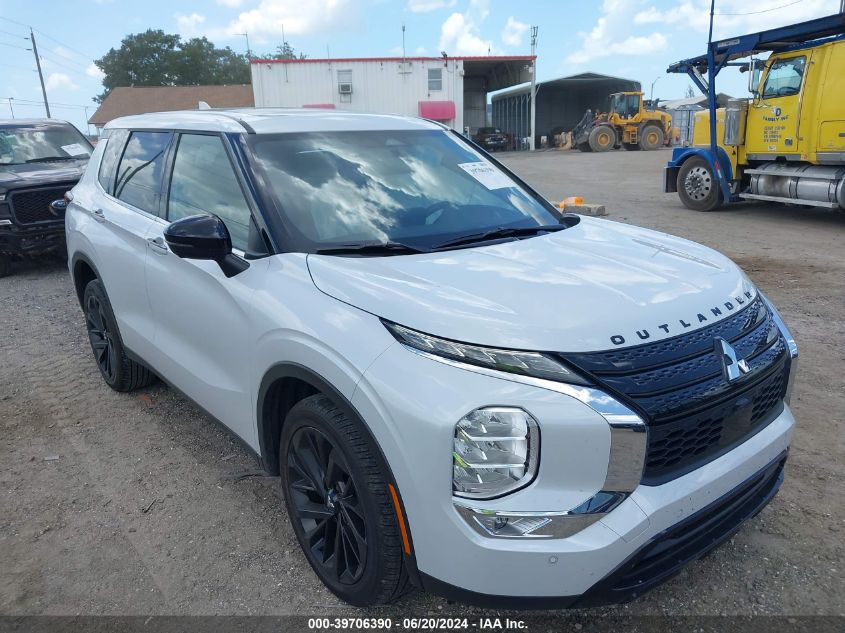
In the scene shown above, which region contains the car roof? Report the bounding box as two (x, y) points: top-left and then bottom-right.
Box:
(0, 118), (76, 128)
(104, 108), (446, 134)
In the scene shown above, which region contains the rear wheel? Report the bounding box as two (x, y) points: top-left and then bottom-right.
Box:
(588, 125), (616, 152)
(280, 394), (409, 606)
(83, 279), (156, 391)
(639, 125), (664, 150)
(677, 157), (722, 211)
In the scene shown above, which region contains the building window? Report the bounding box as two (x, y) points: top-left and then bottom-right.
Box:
(338, 70), (353, 102)
(428, 68), (442, 92)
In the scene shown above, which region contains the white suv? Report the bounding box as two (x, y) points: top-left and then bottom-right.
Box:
(65, 109), (798, 608)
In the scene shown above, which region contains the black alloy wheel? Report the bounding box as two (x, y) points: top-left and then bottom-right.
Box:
(85, 292), (117, 383)
(286, 426), (368, 585)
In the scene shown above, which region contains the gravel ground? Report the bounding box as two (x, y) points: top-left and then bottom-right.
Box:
(0, 148), (843, 622)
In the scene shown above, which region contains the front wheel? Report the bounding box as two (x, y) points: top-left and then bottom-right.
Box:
(280, 394), (409, 606)
(677, 157), (722, 211)
(588, 125), (616, 152)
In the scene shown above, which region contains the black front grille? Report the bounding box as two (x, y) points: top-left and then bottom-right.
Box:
(562, 297), (790, 484)
(9, 186), (70, 225)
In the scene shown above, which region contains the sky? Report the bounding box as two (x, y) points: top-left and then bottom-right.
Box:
(0, 0), (841, 134)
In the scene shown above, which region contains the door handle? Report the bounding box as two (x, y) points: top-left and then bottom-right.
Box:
(146, 236), (168, 254)
(91, 208), (106, 222)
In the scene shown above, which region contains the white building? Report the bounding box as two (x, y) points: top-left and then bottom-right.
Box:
(250, 55), (534, 136)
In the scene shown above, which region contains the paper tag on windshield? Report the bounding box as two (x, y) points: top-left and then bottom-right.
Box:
(61, 143), (89, 157)
(458, 161), (514, 190)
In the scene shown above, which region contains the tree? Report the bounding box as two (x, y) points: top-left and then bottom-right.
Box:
(684, 85), (696, 98)
(94, 30), (250, 102)
(267, 42), (308, 60)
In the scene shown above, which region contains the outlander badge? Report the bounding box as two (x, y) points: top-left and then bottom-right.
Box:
(716, 338), (750, 382)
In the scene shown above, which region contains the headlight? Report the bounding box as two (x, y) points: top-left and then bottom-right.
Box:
(383, 321), (588, 385)
(453, 407), (539, 499)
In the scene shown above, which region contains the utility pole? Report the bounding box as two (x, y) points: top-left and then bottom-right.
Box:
(30, 29), (50, 118)
(239, 32), (251, 59)
(529, 25), (538, 151)
(7, 98), (14, 119)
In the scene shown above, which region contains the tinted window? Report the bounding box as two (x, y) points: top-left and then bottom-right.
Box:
(97, 128), (129, 194)
(168, 134), (252, 250)
(248, 129), (559, 251)
(763, 56), (805, 98)
(114, 131), (172, 215)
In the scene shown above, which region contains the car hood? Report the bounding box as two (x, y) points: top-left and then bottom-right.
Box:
(0, 160), (87, 190)
(306, 217), (756, 352)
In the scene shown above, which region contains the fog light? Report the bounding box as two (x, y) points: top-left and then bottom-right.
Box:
(453, 407), (538, 499)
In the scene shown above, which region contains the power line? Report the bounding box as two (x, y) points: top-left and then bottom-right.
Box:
(0, 40), (30, 50)
(0, 16), (96, 61)
(714, 0), (804, 16)
(0, 27), (27, 39)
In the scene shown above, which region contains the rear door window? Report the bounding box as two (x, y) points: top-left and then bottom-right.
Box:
(114, 131), (172, 215)
(97, 128), (129, 194)
(167, 133), (253, 250)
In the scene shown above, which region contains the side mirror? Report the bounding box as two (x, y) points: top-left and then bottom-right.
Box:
(164, 214), (249, 278)
(49, 198), (68, 216)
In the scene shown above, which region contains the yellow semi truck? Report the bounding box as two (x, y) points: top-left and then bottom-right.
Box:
(664, 13), (845, 212)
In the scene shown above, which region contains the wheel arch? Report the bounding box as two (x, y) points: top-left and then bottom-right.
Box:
(669, 147), (734, 184)
(70, 252), (102, 308)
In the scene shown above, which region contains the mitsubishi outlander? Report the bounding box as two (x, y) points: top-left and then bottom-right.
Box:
(64, 109), (798, 607)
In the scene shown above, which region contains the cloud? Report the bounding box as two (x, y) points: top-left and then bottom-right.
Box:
(176, 12), (207, 37)
(634, 0), (839, 37)
(501, 16), (529, 48)
(45, 73), (79, 92)
(566, 0), (667, 65)
(217, 0), (246, 6)
(439, 0), (493, 56)
(85, 63), (105, 80)
(220, 0), (352, 38)
(407, 0), (456, 12)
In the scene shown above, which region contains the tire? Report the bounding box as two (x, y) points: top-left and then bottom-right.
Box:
(82, 279), (155, 392)
(0, 254), (11, 278)
(622, 142), (641, 151)
(280, 394), (409, 607)
(677, 157), (722, 211)
(639, 125), (664, 150)
(588, 125), (616, 152)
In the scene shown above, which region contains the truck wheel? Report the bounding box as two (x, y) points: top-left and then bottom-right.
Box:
(639, 125), (664, 150)
(280, 394), (410, 607)
(677, 157), (722, 211)
(588, 126), (616, 152)
(82, 279), (156, 392)
(0, 254), (10, 278)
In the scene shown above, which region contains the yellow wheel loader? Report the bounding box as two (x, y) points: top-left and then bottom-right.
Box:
(572, 91), (673, 152)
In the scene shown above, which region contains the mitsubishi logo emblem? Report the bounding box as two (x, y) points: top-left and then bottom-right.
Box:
(716, 338), (750, 383)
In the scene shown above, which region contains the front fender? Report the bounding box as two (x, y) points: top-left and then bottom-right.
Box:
(665, 147), (734, 198)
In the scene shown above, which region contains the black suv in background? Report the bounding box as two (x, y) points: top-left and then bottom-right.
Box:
(0, 119), (92, 277)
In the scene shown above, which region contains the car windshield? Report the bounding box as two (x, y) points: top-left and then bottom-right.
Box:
(248, 129), (561, 252)
(0, 124), (92, 165)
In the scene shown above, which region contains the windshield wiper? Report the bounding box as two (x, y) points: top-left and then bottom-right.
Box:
(25, 156), (80, 163)
(315, 241), (427, 256)
(432, 224), (568, 250)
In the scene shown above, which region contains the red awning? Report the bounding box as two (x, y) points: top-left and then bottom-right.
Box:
(418, 100), (456, 121)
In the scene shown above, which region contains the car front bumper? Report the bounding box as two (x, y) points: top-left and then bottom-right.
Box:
(0, 223), (65, 255)
(354, 342), (794, 606)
